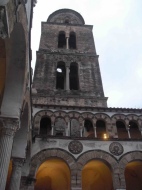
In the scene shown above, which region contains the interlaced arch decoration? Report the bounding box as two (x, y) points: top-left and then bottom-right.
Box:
(111, 114), (127, 124)
(29, 149), (76, 177)
(93, 113), (111, 123)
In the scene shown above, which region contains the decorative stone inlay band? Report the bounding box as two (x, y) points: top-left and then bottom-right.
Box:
(109, 142), (124, 156)
(0, 118), (19, 136)
(68, 140), (83, 154)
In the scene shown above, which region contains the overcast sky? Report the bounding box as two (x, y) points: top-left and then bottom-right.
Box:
(31, 0), (142, 108)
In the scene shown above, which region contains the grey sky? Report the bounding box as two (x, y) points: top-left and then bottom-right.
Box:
(31, 0), (142, 108)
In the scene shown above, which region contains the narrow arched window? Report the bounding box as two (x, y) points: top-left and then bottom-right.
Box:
(69, 32), (76, 49)
(96, 120), (106, 138)
(83, 119), (94, 138)
(56, 62), (66, 89)
(116, 120), (128, 139)
(69, 62), (79, 90)
(40, 117), (51, 135)
(58, 31), (66, 48)
(129, 121), (141, 139)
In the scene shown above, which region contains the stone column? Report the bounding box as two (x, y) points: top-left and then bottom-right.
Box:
(0, 118), (19, 190)
(127, 127), (131, 138)
(9, 158), (24, 190)
(51, 117), (55, 136)
(66, 64), (70, 90)
(66, 37), (69, 49)
(66, 32), (69, 49)
(94, 125), (97, 138)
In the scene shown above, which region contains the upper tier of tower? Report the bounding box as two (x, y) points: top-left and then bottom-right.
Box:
(47, 9), (85, 25)
(39, 9), (96, 54)
(33, 9), (107, 108)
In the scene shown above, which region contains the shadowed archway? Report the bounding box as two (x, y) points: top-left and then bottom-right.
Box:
(82, 160), (113, 190)
(34, 158), (71, 190)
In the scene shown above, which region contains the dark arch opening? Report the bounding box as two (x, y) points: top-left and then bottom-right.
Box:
(56, 62), (66, 90)
(96, 120), (106, 138)
(69, 62), (79, 90)
(40, 117), (51, 135)
(129, 121), (141, 139)
(116, 120), (128, 139)
(58, 31), (66, 48)
(69, 32), (76, 49)
(84, 119), (94, 138)
(82, 160), (113, 190)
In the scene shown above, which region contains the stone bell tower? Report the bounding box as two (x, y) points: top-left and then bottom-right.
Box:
(32, 8), (107, 108)
(31, 9), (142, 190)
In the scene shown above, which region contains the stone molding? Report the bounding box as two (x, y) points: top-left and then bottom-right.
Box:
(0, 117), (19, 136)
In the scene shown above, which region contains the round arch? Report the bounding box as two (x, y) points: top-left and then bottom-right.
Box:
(77, 150), (118, 189)
(35, 158), (71, 190)
(29, 149), (76, 177)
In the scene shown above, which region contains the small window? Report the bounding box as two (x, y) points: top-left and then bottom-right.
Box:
(69, 62), (79, 90)
(56, 62), (66, 89)
(129, 121), (141, 139)
(58, 31), (66, 48)
(69, 32), (76, 49)
(65, 19), (69, 24)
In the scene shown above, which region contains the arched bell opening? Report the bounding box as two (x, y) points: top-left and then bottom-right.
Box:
(83, 119), (94, 138)
(116, 120), (128, 139)
(125, 161), (142, 190)
(82, 160), (113, 190)
(58, 31), (66, 48)
(56, 62), (66, 90)
(129, 121), (141, 139)
(40, 117), (52, 135)
(96, 120), (106, 139)
(69, 32), (76, 49)
(0, 38), (6, 107)
(34, 158), (71, 190)
(69, 62), (79, 90)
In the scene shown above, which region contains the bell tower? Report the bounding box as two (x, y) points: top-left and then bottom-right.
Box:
(32, 9), (107, 108)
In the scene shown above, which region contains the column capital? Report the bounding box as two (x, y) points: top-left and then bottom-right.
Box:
(12, 158), (25, 168)
(66, 62), (70, 68)
(0, 117), (19, 136)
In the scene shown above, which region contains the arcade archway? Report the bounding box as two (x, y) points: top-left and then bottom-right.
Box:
(82, 160), (113, 190)
(35, 158), (71, 190)
(125, 161), (142, 190)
